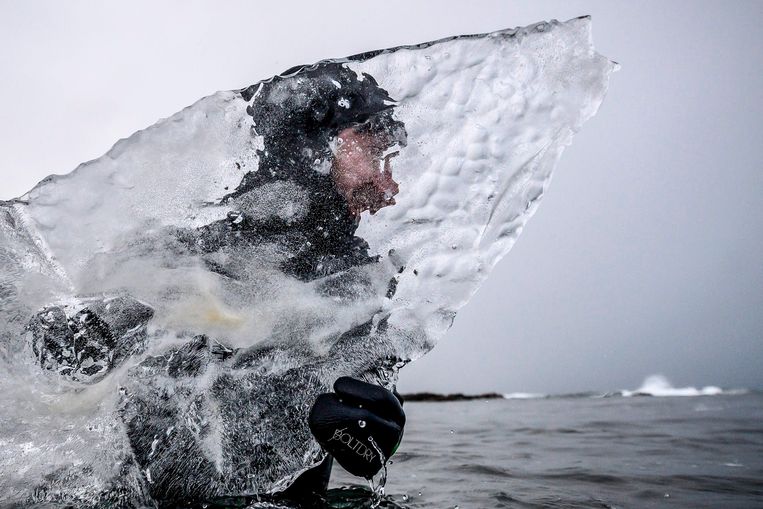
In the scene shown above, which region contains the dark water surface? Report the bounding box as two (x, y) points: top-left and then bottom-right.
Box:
(329, 393), (763, 508)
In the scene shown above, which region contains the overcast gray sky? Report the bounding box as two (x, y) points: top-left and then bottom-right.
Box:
(1, 1), (761, 394)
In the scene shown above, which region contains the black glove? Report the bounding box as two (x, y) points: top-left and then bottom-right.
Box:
(309, 377), (405, 479)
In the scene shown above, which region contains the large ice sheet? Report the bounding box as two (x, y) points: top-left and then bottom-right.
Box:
(0, 17), (615, 506)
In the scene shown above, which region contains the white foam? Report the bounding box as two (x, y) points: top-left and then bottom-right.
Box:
(503, 392), (546, 400)
(622, 375), (725, 397)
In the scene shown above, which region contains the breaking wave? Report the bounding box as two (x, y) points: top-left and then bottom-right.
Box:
(619, 374), (745, 398)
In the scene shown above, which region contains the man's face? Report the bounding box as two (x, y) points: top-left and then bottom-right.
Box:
(331, 127), (400, 218)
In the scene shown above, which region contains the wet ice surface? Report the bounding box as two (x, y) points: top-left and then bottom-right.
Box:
(0, 17), (614, 506)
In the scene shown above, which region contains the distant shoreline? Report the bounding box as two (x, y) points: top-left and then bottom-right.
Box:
(400, 386), (756, 402)
(401, 392), (505, 402)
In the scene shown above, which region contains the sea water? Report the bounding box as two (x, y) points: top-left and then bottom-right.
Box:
(330, 392), (763, 508)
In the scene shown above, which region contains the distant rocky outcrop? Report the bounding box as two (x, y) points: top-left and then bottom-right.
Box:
(401, 392), (505, 402)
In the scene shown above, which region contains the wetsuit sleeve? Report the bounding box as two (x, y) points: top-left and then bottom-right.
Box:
(279, 455), (333, 501)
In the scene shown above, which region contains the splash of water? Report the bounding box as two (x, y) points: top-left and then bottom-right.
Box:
(367, 435), (389, 508)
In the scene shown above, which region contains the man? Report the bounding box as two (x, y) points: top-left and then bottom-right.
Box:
(217, 61), (407, 281)
(27, 61), (408, 506)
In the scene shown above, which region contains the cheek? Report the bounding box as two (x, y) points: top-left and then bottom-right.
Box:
(333, 151), (375, 191)
(332, 161), (363, 197)
(332, 173), (352, 200)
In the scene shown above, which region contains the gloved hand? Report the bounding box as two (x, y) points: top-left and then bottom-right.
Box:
(309, 377), (405, 479)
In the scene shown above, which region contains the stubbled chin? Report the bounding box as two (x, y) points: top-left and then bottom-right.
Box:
(349, 194), (396, 217)
(370, 197), (396, 215)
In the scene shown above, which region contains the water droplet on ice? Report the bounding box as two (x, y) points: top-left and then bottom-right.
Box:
(358, 420), (366, 428)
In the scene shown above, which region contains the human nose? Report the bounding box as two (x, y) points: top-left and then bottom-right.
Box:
(380, 153), (399, 195)
(376, 171), (399, 198)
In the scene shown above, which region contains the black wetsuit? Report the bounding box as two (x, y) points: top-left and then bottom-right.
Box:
(26, 61), (407, 506)
(229, 62), (407, 500)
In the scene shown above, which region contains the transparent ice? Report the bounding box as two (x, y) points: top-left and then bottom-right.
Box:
(0, 17), (614, 506)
